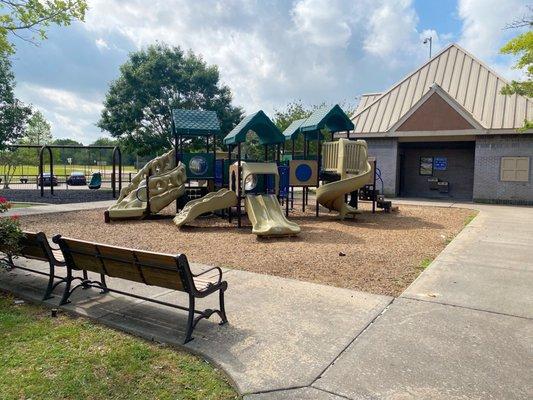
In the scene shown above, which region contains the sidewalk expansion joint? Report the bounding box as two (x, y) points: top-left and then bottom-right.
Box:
(246, 384), (309, 396)
(402, 296), (532, 321)
(312, 386), (354, 399)
(310, 297), (395, 385)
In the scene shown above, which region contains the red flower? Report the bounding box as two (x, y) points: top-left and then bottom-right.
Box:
(10, 215), (19, 220)
(0, 197), (7, 203)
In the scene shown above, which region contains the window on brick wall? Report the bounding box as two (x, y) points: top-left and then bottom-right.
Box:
(500, 157), (530, 182)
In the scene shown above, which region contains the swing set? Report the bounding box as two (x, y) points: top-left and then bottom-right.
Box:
(4, 144), (122, 198)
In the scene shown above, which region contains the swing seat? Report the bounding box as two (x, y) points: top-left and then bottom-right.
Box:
(88, 172), (102, 190)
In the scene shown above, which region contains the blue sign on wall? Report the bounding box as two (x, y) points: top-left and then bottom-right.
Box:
(434, 157), (448, 171)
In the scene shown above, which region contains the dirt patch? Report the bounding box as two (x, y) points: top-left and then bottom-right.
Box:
(18, 203), (475, 297)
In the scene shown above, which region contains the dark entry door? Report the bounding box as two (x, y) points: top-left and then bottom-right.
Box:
(399, 141), (475, 200)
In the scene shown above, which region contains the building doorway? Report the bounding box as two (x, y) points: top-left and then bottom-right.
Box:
(398, 141), (475, 199)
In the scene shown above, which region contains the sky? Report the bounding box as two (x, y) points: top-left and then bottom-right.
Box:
(9, 0), (531, 144)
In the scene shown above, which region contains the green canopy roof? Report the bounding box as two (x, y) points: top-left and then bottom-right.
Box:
(283, 104), (354, 141)
(223, 110), (285, 146)
(172, 109), (221, 136)
(282, 118), (306, 140)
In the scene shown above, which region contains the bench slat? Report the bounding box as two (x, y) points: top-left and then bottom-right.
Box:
(59, 238), (185, 292)
(18, 232), (49, 262)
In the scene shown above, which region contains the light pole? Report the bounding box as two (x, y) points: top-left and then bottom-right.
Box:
(423, 36), (432, 59)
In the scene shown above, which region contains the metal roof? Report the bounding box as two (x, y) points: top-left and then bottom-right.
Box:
(354, 93), (382, 115)
(223, 110), (285, 145)
(172, 109), (221, 136)
(351, 43), (533, 133)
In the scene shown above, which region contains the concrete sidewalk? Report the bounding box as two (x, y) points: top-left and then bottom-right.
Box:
(0, 258), (391, 396)
(1, 201), (532, 399)
(312, 203), (533, 400)
(3, 200), (115, 217)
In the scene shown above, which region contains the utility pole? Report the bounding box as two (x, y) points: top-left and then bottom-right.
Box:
(423, 36), (432, 59)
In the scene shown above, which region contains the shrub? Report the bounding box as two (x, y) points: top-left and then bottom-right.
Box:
(0, 216), (24, 266)
(0, 197), (12, 213)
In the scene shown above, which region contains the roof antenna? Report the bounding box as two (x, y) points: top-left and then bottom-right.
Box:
(423, 36), (433, 59)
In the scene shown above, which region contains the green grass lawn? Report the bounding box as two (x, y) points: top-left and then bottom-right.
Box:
(0, 292), (239, 400)
(1, 164), (138, 177)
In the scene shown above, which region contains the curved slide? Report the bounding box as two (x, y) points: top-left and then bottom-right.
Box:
(174, 188), (238, 227)
(245, 194), (301, 237)
(316, 167), (372, 220)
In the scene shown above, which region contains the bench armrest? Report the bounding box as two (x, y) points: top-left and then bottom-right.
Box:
(192, 266), (223, 285)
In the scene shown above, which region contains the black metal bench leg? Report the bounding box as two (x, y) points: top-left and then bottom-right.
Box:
(43, 262), (55, 300)
(81, 270), (90, 289)
(100, 274), (109, 294)
(184, 295), (196, 344)
(59, 267), (73, 305)
(6, 254), (14, 269)
(219, 288), (228, 325)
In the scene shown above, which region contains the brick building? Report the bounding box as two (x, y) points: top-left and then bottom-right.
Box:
(348, 44), (533, 204)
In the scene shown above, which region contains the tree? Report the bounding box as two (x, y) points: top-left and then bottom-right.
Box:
(22, 110), (52, 145)
(273, 101), (314, 133)
(98, 43), (243, 156)
(0, 0), (87, 55)
(500, 9), (532, 129)
(0, 54), (31, 187)
(0, 148), (24, 188)
(273, 101), (323, 156)
(0, 55), (31, 150)
(50, 138), (83, 165)
(501, 31), (533, 98)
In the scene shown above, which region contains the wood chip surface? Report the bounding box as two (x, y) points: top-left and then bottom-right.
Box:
(19, 203), (475, 297)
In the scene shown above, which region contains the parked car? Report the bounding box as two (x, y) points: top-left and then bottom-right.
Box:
(66, 171), (87, 186)
(38, 173), (58, 187)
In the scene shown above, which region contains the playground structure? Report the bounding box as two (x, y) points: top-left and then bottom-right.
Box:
(105, 105), (392, 236)
(105, 149), (186, 222)
(239, 162), (300, 237)
(317, 139), (372, 220)
(173, 188), (237, 227)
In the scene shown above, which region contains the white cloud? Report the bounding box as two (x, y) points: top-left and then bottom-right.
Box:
(457, 0), (530, 80)
(291, 0), (353, 47)
(16, 83), (104, 143)
(95, 38), (109, 50)
(80, 0), (447, 116)
(363, 0), (418, 59)
(458, 0), (528, 59)
(21, 1), (509, 144)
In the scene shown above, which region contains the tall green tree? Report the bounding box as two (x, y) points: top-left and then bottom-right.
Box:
(50, 138), (83, 165)
(273, 101), (314, 133)
(22, 110), (52, 145)
(98, 44), (243, 156)
(273, 101), (324, 157)
(0, 55), (31, 150)
(0, 0), (87, 55)
(500, 8), (532, 129)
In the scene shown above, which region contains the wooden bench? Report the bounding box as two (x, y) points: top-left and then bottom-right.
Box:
(3, 231), (67, 300)
(52, 235), (228, 343)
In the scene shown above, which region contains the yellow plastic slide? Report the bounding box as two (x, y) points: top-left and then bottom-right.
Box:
(316, 139), (372, 220)
(173, 188), (238, 227)
(245, 194), (301, 237)
(107, 150), (187, 220)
